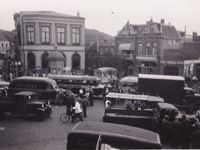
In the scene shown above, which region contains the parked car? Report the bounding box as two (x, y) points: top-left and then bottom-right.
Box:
(67, 121), (162, 150)
(0, 91), (52, 121)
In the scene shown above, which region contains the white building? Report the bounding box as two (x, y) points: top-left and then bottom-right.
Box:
(14, 11), (85, 74)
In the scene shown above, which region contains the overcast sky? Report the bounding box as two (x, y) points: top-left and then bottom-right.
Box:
(0, 0), (200, 36)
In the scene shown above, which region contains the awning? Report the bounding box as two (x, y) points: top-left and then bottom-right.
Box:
(119, 43), (133, 50)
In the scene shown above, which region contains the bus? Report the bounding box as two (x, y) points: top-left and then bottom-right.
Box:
(94, 67), (118, 86)
(8, 76), (61, 104)
(47, 74), (102, 95)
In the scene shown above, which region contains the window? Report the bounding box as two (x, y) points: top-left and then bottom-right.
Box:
(57, 27), (65, 45)
(146, 43), (151, 55)
(138, 43), (142, 55)
(72, 27), (80, 45)
(152, 43), (157, 56)
(27, 25), (34, 44)
(41, 26), (50, 44)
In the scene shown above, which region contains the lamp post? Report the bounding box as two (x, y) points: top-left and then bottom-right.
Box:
(53, 44), (58, 74)
(14, 61), (21, 77)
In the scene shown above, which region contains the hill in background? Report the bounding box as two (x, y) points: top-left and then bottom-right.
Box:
(85, 28), (114, 49)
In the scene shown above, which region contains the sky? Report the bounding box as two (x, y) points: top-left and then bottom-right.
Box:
(0, 0), (200, 36)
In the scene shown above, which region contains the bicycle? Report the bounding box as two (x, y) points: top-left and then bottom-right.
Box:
(60, 112), (71, 123)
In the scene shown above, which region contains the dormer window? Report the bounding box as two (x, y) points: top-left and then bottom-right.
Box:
(143, 26), (149, 33)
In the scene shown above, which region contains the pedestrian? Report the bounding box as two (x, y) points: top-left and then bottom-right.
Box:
(180, 114), (191, 149)
(80, 93), (87, 117)
(160, 115), (172, 144)
(191, 121), (200, 148)
(71, 99), (83, 123)
(195, 107), (200, 121)
(171, 117), (181, 148)
(89, 87), (94, 106)
(64, 90), (73, 121)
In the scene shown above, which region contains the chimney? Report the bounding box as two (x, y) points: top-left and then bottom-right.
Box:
(76, 11), (80, 17)
(160, 19), (165, 24)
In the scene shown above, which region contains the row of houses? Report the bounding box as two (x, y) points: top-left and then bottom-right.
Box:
(1, 11), (200, 79)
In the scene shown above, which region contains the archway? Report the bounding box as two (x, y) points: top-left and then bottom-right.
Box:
(72, 53), (80, 69)
(41, 52), (49, 69)
(27, 52), (35, 69)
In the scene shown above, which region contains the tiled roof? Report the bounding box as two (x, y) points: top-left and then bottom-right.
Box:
(161, 25), (181, 39)
(116, 21), (181, 40)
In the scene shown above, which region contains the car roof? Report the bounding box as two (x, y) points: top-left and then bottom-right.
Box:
(157, 102), (178, 110)
(48, 74), (99, 81)
(106, 92), (164, 102)
(12, 76), (56, 84)
(71, 121), (161, 145)
(120, 76), (138, 83)
(14, 91), (36, 96)
(138, 74), (184, 81)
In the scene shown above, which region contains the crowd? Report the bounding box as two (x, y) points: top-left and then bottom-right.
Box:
(160, 109), (200, 149)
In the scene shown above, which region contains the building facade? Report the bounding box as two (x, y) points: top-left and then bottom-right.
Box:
(14, 11), (85, 75)
(115, 19), (183, 76)
(85, 39), (120, 75)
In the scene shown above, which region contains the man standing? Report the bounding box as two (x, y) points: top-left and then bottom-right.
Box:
(89, 87), (94, 106)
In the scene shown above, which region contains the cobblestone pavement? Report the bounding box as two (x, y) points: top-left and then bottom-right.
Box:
(0, 99), (104, 150)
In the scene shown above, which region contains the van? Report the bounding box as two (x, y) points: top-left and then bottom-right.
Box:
(8, 76), (61, 104)
(67, 121), (161, 149)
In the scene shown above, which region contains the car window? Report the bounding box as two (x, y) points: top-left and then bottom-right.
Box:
(67, 133), (99, 150)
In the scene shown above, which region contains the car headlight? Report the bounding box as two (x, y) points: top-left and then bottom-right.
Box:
(41, 104), (44, 108)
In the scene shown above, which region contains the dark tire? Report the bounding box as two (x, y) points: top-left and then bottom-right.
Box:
(35, 111), (45, 121)
(60, 113), (70, 123)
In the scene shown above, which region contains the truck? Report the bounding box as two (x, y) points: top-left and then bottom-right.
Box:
(138, 74), (200, 113)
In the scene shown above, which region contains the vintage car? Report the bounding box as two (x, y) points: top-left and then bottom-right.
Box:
(103, 92), (164, 131)
(67, 121), (162, 150)
(155, 102), (197, 125)
(0, 91), (52, 121)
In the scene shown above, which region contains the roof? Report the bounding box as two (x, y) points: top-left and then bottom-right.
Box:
(16, 11), (85, 20)
(116, 21), (181, 40)
(47, 51), (65, 61)
(106, 92), (164, 102)
(12, 76), (56, 84)
(138, 74), (184, 81)
(48, 74), (99, 81)
(120, 76), (138, 83)
(94, 67), (117, 72)
(157, 102), (177, 110)
(71, 121), (161, 145)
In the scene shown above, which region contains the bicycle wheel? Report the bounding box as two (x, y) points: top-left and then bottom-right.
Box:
(60, 113), (70, 123)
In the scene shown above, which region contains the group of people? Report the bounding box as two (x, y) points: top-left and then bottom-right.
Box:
(160, 110), (200, 148)
(63, 87), (94, 123)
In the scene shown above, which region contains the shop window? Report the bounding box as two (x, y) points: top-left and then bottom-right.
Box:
(27, 52), (35, 69)
(72, 53), (80, 69)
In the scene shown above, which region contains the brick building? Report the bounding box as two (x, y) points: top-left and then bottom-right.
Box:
(115, 19), (183, 76)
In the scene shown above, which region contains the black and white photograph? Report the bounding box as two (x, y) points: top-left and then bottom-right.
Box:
(0, 0), (200, 149)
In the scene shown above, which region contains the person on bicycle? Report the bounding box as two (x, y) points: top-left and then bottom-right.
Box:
(64, 90), (73, 120)
(71, 99), (83, 123)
